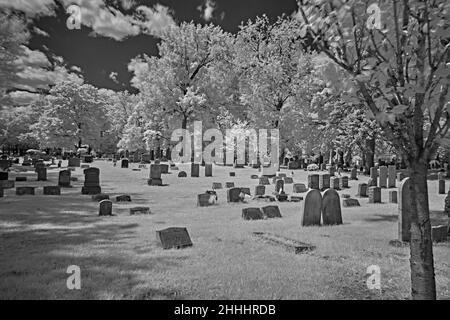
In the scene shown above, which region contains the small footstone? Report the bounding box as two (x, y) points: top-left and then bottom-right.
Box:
(116, 195), (131, 202)
(82, 186), (102, 195)
(261, 205), (282, 218)
(259, 177), (270, 185)
(290, 196), (303, 202)
(254, 185), (265, 196)
(242, 207), (264, 220)
(130, 207), (151, 215)
(342, 198), (360, 207)
(92, 193), (109, 201)
(225, 182), (235, 188)
(212, 182), (223, 189)
(293, 183), (307, 193)
(16, 186), (35, 195)
(98, 199), (112, 216)
(229, 172), (236, 177)
(284, 177), (293, 184)
(227, 187), (241, 202)
(156, 227), (192, 249)
(178, 171), (187, 177)
(43, 186), (61, 195)
(197, 193), (215, 207)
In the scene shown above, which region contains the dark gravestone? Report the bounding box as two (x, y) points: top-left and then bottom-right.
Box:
(389, 190), (398, 203)
(229, 172), (236, 177)
(191, 163), (199, 177)
(148, 164), (162, 186)
(83, 155), (93, 163)
(160, 164), (169, 174)
(357, 183), (368, 197)
(0, 171), (8, 180)
(368, 186), (381, 203)
(68, 158), (81, 167)
(15, 176), (27, 182)
(319, 174), (330, 191)
(438, 179), (445, 194)
(329, 166), (335, 176)
(92, 194), (110, 202)
(98, 199), (112, 216)
(398, 178), (412, 242)
(212, 182), (222, 189)
(16, 186), (35, 195)
(36, 167), (47, 181)
(284, 177), (293, 184)
(197, 193), (215, 207)
(156, 227), (193, 249)
(130, 207), (151, 215)
(350, 167), (358, 180)
(388, 165), (396, 188)
(370, 167), (378, 186)
(339, 176), (349, 189)
(342, 198), (360, 207)
(121, 158), (129, 168)
(227, 187), (242, 202)
(275, 179), (284, 194)
(116, 195), (131, 202)
(240, 187), (251, 196)
(43, 186), (61, 195)
(431, 225), (448, 242)
(225, 182), (235, 188)
(301, 189), (322, 226)
(322, 189), (343, 225)
(82, 167), (101, 195)
(308, 174), (319, 190)
(290, 195), (303, 202)
(259, 177), (270, 185)
(242, 207), (264, 220)
(205, 163), (213, 177)
(178, 171), (187, 178)
(379, 166), (388, 188)
(262, 205), (282, 218)
(330, 176), (340, 190)
(293, 183), (307, 193)
(255, 185), (265, 196)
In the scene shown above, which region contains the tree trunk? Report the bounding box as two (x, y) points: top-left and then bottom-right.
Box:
(364, 138), (375, 174)
(408, 157), (436, 300)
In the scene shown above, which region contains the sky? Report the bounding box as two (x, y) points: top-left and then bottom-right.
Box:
(1, 0), (299, 103)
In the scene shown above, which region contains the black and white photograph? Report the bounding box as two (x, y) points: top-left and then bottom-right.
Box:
(0, 0), (449, 307)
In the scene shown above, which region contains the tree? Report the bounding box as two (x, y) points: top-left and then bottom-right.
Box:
(297, 0), (450, 299)
(32, 81), (109, 150)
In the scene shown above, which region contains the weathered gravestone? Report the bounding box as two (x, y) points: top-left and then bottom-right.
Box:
(98, 199), (112, 216)
(388, 165), (396, 188)
(121, 158), (129, 168)
(227, 187), (242, 202)
(389, 190), (398, 203)
(438, 179), (445, 194)
(82, 167), (101, 195)
(293, 183), (307, 193)
(197, 192), (217, 207)
(58, 170), (71, 187)
(43, 186), (61, 195)
(191, 163), (199, 177)
(322, 189), (343, 225)
(275, 179), (284, 194)
(356, 183), (367, 197)
(370, 167), (378, 186)
(68, 158), (81, 167)
(342, 198), (360, 207)
(148, 164), (163, 186)
(83, 155), (93, 163)
(301, 189), (322, 226)
(330, 176), (340, 190)
(339, 176), (349, 189)
(284, 177), (293, 184)
(242, 207), (264, 220)
(225, 182), (235, 188)
(398, 177), (412, 242)
(116, 194), (131, 202)
(205, 163), (213, 177)
(350, 167), (358, 180)
(156, 227), (193, 249)
(212, 182), (222, 190)
(262, 205), (282, 218)
(259, 176), (270, 185)
(319, 174), (330, 191)
(255, 185), (265, 196)
(160, 164), (169, 174)
(178, 171), (187, 178)
(130, 207), (150, 215)
(368, 186), (381, 203)
(431, 225), (448, 242)
(36, 167), (47, 181)
(16, 186), (35, 195)
(92, 193), (109, 202)
(308, 174), (319, 190)
(329, 166), (335, 176)
(379, 166), (388, 188)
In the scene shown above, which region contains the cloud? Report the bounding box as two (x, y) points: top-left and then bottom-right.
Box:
(197, 0), (216, 22)
(133, 4), (176, 37)
(8, 91), (41, 105)
(32, 26), (50, 37)
(0, 0), (56, 17)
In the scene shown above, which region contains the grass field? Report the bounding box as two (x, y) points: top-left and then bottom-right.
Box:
(0, 161), (449, 300)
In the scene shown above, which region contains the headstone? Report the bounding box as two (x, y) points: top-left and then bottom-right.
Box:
(275, 179), (284, 194)
(261, 205), (282, 218)
(350, 167), (357, 180)
(242, 207), (264, 220)
(293, 183), (307, 193)
(191, 163), (199, 177)
(16, 186), (35, 195)
(438, 179), (445, 194)
(225, 182), (235, 188)
(130, 207), (150, 215)
(227, 187), (242, 202)
(197, 193), (215, 207)
(322, 189), (343, 225)
(43, 186), (61, 195)
(68, 158), (81, 167)
(370, 167), (378, 186)
(36, 167), (47, 181)
(388, 165), (396, 187)
(121, 158), (129, 168)
(259, 177), (270, 185)
(148, 164), (163, 186)
(255, 185), (265, 196)
(205, 163), (213, 177)
(389, 190), (398, 203)
(431, 225), (448, 243)
(229, 172), (236, 177)
(284, 177), (293, 184)
(379, 166), (387, 188)
(398, 178), (412, 242)
(319, 174), (330, 191)
(160, 164), (169, 174)
(92, 193), (109, 201)
(330, 176), (340, 190)
(83, 155), (93, 163)
(307, 174), (319, 190)
(212, 182), (222, 190)
(301, 189), (322, 226)
(328, 166), (335, 176)
(98, 199), (112, 216)
(178, 171), (187, 178)
(0, 171), (8, 180)
(15, 176), (26, 182)
(342, 198), (360, 207)
(240, 187), (251, 196)
(368, 186), (381, 203)
(156, 227), (193, 249)
(339, 176), (349, 189)
(116, 194), (131, 202)
(82, 167), (101, 194)
(357, 183), (368, 197)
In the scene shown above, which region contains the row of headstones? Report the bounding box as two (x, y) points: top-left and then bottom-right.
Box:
(355, 184), (398, 203)
(307, 174), (349, 191)
(369, 165), (397, 188)
(301, 188), (342, 226)
(0, 186), (62, 197)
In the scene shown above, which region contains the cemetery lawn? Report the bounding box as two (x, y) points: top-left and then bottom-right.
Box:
(0, 161), (449, 300)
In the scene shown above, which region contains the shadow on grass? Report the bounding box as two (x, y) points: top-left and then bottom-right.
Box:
(363, 214), (398, 223)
